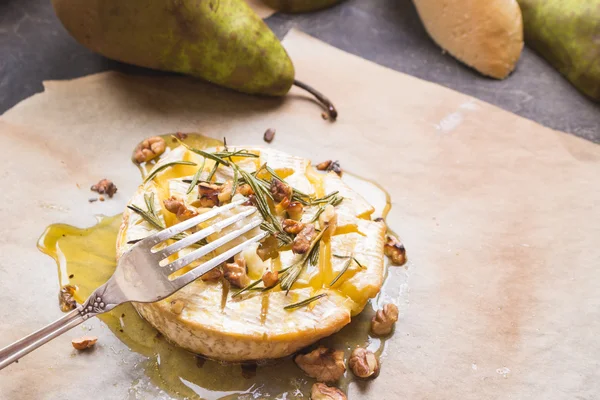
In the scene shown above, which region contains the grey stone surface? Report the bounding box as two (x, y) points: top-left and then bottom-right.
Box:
(1, 0), (599, 142)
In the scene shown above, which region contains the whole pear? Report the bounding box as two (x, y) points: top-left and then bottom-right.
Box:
(518, 0), (600, 100)
(260, 0), (343, 13)
(52, 0), (294, 96)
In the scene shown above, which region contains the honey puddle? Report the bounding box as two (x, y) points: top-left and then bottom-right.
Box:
(37, 134), (409, 399)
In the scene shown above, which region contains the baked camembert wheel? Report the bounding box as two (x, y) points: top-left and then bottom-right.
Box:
(117, 142), (386, 362)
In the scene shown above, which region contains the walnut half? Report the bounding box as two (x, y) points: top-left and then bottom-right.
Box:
(371, 303), (399, 336)
(348, 347), (379, 379)
(72, 336), (97, 350)
(132, 136), (166, 163)
(294, 346), (345, 382)
(311, 383), (347, 400)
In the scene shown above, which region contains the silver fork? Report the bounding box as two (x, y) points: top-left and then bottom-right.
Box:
(0, 198), (266, 370)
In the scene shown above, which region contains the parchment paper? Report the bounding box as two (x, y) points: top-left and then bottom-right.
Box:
(0, 29), (599, 399)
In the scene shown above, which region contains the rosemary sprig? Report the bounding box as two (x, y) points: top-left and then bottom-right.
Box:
(329, 254), (366, 286)
(310, 192), (344, 223)
(186, 158), (206, 194)
(206, 162), (220, 182)
(144, 161), (197, 183)
(280, 228), (327, 293)
(127, 193), (164, 229)
(284, 293), (328, 310)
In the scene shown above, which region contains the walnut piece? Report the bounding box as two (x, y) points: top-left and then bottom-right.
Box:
(318, 204), (337, 239)
(198, 183), (222, 208)
(294, 346), (346, 382)
(72, 336), (97, 350)
(236, 183), (254, 197)
(201, 268), (223, 281)
(263, 128), (276, 143)
(90, 179), (118, 198)
(275, 197), (291, 216)
(217, 180), (233, 204)
(170, 299), (186, 315)
(59, 285), (77, 312)
(292, 224), (317, 254)
(132, 136), (166, 163)
(316, 160), (332, 171)
(163, 196), (198, 221)
(282, 219), (305, 235)
(348, 347), (379, 379)
(270, 179), (293, 202)
(316, 160), (342, 176)
(286, 201), (304, 220)
(371, 303), (399, 336)
(384, 235), (406, 265)
(223, 258), (250, 288)
(311, 383), (347, 400)
(262, 270), (279, 288)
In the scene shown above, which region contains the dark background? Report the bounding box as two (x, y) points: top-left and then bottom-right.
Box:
(1, 0), (599, 143)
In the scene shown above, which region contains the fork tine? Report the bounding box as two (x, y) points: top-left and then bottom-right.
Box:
(163, 218), (264, 276)
(155, 208), (258, 259)
(173, 230), (269, 287)
(143, 198), (247, 246)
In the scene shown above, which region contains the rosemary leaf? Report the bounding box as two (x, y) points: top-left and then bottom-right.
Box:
(187, 158), (206, 194)
(329, 257), (354, 286)
(231, 166), (239, 197)
(144, 160), (197, 183)
(280, 228), (327, 293)
(206, 162), (220, 182)
(284, 293), (328, 310)
(352, 257), (366, 270)
(127, 204), (164, 230)
(232, 278), (264, 298)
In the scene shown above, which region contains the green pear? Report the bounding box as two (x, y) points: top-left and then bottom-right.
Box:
(261, 0), (343, 13)
(518, 0), (600, 100)
(52, 0), (294, 96)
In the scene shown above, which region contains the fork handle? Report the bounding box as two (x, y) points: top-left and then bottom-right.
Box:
(0, 308), (85, 370)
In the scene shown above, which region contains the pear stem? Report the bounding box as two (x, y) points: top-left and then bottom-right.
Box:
(293, 80), (338, 121)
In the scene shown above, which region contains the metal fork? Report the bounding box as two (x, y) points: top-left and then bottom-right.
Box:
(0, 198), (266, 370)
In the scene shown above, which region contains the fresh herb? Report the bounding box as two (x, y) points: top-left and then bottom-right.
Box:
(186, 158), (206, 194)
(284, 293), (328, 310)
(329, 254), (366, 286)
(127, 193), (164, 229)
(280, 228), (327, 293)
(144, 161), (197, 183)
(309, 191), (343, 223)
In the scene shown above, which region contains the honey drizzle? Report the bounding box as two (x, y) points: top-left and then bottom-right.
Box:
(37, 133), (407, 399)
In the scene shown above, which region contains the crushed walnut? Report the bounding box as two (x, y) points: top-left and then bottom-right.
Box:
(72, 336), (98, 350)
(292, 224), (317, 254)
(132, 136), (166, 163)
(371, 303), (399, 336)
(59, 285), (77, 312)
(294, 346), (346, 382)
(90, 179), (117, 198)
(282, 219), (305, 235)
(170, 299), (186, 315)
(384, 235), (406, 265)
(262, 270), (279, 288)
(201, 268), (223, 282)
(287, 201), (303, 220)
(270, 179), (292, 202)
(263, 128), (276, 143)
(173, 132), (188, 141)
(198, 183), (222, 208)
(163, 196), (198, 221)
(316, 160), (342, 176)
(311, 383), (346, 400)
(318, 204), (337, 239)
(223, 258), (250, 288)
(217, 180), (234, 204)
(236, 183), (254, 197)
(348, 347), (379, 379)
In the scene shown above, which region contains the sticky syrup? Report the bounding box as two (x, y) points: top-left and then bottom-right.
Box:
(37, 134), (409, 399)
